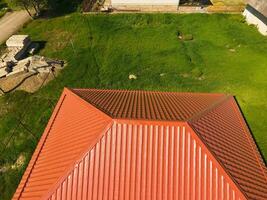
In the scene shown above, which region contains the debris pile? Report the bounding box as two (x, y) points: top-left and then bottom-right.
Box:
(0, 35), (63, 78)
(5, 56), (64, 77)
(0, 35), (64, 94)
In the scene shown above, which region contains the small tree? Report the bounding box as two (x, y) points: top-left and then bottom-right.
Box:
(12, 0), (32, 17)
(13, 0), (46, 17)
(32, 0), (47, 16)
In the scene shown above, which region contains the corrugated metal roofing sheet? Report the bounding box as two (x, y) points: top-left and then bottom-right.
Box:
(72, 89), (225, 121)
(12, 88), (112, 200)
(189, 97), (267, 200)
(44, 120), (246, 200)
(13, 88), (267, 200)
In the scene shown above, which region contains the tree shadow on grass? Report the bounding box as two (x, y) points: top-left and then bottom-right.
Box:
(39, 0), (83, 19)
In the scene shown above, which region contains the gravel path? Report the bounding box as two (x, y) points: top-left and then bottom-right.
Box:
(0, 11), (32, 45)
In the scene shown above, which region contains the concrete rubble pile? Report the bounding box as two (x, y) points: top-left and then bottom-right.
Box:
(7, 56), (64, 77)
(0, 35), (63, 78)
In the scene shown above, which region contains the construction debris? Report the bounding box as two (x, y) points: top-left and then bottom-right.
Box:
(5, 55), (64, 76)
(0, 35), (64, 94)
(5, 35), (32, 61)
(0, 35), (63, 78)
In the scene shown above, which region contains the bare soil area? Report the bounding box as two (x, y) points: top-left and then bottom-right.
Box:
(0, 69), (61, 94)
(0, 11), (33, 45)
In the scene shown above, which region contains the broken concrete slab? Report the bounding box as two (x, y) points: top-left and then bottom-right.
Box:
(6, 35), (31, 48)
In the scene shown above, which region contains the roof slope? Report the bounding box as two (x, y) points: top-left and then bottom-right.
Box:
(13, 88), (112, 200)
(72, 89), (225, 121)
(13, 88), (267, 200)
(72, 89), (267, 200)
(44, 120), (246, 200)
(189, 97), (267, 200)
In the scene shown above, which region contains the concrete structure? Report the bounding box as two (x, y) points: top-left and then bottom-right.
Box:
(104, 0), (211, 11)
(102, 0), (245, 12)
(13, 88), (267, 200)
(0, 35), (32, 77)
(243, 0), (267, 35)
(110, 0), (180, 11)
(3, 35), (32, 62)
(6, 35), (31, 48)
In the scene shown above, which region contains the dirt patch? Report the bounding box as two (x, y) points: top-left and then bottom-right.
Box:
(0, 68), (61, 94)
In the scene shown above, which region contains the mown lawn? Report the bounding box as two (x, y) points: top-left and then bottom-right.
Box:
(0, 13), (267, 199)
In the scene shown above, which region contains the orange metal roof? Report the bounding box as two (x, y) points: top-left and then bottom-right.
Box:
(44, 120), (246, 200)
(12, 88), (113, 199)
(189, 97), (267, 200)
(13, 88), (267, 200)
(72, 89), (225, 121)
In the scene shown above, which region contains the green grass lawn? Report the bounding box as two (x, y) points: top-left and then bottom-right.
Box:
(0, 13), (267, 199)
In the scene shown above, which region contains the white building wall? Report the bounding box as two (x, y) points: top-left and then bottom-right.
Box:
(111, 0), (180, 6)
(243, 8), (267, 36)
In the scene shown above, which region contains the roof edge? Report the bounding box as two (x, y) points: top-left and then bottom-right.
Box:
(185, 122), (249, 200)
(36, 88), (114, 199)
(71, 88), (227, 96)
(12, 88), (69, 200)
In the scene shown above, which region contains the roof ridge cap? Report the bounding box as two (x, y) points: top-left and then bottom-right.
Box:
(187, 94), (231, 123)
(114, 118), (186, 124)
